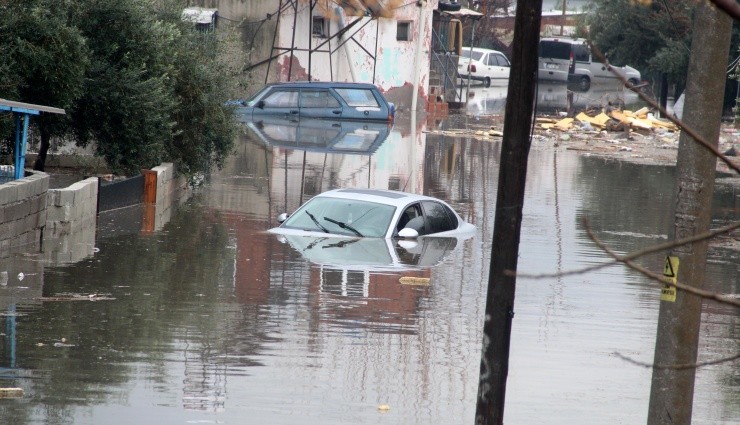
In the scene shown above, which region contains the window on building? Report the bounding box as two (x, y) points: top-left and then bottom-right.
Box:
(397, 22), (412, 41)
(313, 16), (327, 38)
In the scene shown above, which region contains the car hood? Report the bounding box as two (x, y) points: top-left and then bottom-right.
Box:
(272, 233), (463, 270)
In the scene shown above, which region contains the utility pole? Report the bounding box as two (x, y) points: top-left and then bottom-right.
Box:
(474, 1), (542, 424)
(647, 2), (732, 424)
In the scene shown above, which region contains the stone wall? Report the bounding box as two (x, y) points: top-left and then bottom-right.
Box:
(0, 171), (48, 258)
(44, 177), (99, 264)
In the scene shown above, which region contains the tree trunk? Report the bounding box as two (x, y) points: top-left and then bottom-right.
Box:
(33, 123), (49, 172)
(647, 2), (732, 424)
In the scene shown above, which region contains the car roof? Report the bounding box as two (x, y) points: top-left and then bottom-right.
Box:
(539, 37), (586, 44)
(315, 188), (440, 208)
(262, 81), (380, 90)
(461, 47), (504, 54)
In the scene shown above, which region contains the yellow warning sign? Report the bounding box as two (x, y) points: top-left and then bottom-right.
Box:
(661, 256), (679, 302)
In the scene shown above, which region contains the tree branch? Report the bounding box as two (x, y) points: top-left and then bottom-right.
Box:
(512, 221), (740, 280)
(584, 220), (740, 308)
(614, 351), (740, 370)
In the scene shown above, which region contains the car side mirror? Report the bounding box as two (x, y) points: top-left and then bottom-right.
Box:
(256, 100), (265, 109)
(277, 212), (288, 223)
(398, 228), (419, 239)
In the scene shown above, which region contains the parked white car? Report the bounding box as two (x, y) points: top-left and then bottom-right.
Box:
(458, 47), (511, 87)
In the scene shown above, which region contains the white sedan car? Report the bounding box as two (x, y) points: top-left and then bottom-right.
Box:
(458, 47), (511, 87)
(269, 188), (475, 239)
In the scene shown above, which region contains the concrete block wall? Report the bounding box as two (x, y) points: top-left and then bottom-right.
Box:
(0, 171), (48, 258)
(44, 177), (98, 264)
(148, 163), (191, 232)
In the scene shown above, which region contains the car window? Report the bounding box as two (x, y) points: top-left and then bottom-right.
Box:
(282, 197), (396, 238)
(461, 50), (485, 61)
(487, 54), (497, 66)
(396, 203), (423, 233)
(573, 44), (590, 62)
(300, 90), (341, 108)
(262, 90), (299, 108)
(334, 88), (380, 108)
(495, 54), (510, 67)
(539, 41), (571, 60)
(245, 85), (272, 107)
(421, 201), (456, 234)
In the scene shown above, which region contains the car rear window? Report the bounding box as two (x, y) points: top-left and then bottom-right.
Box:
(539, 41), (571, 60)
(335, 88), (381, 108)
(461, 50), (485, 61)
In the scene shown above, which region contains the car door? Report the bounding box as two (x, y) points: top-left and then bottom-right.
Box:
(299, 89), (343, 119)
(252, 88), (300, 121)
(492, 53), (511, 81)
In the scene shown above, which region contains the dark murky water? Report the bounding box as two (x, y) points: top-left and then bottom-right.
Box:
(1, 106), (738, 424)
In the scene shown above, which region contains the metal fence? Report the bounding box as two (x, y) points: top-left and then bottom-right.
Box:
(98, 174), (145, 212)
(0, 165), (14, 185)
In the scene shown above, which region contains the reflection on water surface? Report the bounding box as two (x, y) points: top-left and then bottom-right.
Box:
(0, 118), (736, 425)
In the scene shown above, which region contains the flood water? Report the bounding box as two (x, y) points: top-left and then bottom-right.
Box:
(1, 105), (738, 424)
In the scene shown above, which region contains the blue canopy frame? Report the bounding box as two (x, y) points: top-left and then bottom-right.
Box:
(0, 99), (65, 181)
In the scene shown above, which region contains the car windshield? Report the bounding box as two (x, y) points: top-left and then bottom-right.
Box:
(460, 50), (485, 61)
(281, 197), (396, 238)
(244, 85), (273, 107)
(539, 41), (571, 60)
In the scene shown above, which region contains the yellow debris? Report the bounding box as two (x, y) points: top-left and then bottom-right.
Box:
(554, 117), (574, 131)
(399, 276), (431, 286)
(576, 112), (605, 128)
(634, 107), (649, 119)
(593, 112), (611, 127)
(378, 404), (391, 412)
(0, 388), (24, 398)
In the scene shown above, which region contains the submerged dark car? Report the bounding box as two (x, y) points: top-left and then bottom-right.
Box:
(235, 81), (396, 122)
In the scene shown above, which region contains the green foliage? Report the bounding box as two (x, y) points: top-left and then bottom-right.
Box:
(1, 0), (239, 178)
(0, 0), (88, 160)
(586, 0), (693, 86)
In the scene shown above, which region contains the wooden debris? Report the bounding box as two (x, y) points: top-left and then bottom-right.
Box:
(36, 293), (115, 302)
(399, 276), (431, 286)
(0, 388), (24, 398)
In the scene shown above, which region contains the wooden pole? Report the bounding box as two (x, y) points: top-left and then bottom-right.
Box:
(474, 1), (542, 424)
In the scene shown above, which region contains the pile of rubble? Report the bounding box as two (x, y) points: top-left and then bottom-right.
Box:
(536, 107), (679, 133)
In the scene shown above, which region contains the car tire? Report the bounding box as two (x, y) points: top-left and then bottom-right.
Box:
(578, 76), (590, 91)
(484, 77), (491, 88)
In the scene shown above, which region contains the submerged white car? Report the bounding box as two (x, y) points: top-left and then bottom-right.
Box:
(269, 188), (475, 239)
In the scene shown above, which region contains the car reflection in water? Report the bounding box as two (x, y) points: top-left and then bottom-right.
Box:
(464, 85), (508, 116)
(242, 115), (393, 155)
(536, 81), (642, 115)
(274, 233), (462, 271)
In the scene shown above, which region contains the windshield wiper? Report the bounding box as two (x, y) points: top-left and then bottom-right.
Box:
(305, 210), (330, 233)
(323, 216), (363, 237)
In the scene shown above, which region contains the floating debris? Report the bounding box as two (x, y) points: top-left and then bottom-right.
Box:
(399, 276), (431, 286)
(36, 293), (115, 302)
(0, 388), (24, 398)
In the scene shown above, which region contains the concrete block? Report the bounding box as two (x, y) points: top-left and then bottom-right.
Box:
(12, 180), (31, 201)
(0, 183), (19, 207)
(58, 189), (76, 207)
